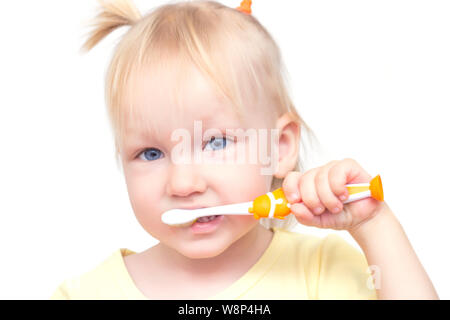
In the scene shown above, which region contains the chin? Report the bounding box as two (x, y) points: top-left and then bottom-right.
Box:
(178, 242), (229, 259)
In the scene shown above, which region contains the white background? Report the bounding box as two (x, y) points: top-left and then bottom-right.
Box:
(0, 0), (448, 299)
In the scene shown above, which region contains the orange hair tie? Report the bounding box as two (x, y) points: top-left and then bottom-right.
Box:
(236, 0), (252, 15)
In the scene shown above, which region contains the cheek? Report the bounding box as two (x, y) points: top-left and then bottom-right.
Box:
(227, 214), (259, 230)
(124, 173), (162, 225)
(203, 163), (272, 202)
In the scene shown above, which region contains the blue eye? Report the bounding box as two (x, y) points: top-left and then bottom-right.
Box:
(204, 136), (233, 151)
(138, 148), (163, 161)
(137, 136), (234, 162)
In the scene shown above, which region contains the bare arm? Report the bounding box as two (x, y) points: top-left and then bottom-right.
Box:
(349, 202), (439, 300)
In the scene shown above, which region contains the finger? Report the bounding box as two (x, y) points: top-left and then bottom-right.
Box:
(282, 171), (302, 203)
(315, 166), (344, 214)
(290, 203), (322, 227)
(298, 169), (325, 215)
(329, 158), (373, 200)
(292, 202), (350, 229)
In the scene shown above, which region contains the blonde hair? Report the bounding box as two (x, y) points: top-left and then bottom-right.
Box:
(81, 0), (320, 231)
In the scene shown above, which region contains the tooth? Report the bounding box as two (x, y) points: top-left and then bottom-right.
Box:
(198, 215), (214, 223)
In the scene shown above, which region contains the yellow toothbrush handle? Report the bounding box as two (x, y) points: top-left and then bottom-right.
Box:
(248, 175), (384, 220)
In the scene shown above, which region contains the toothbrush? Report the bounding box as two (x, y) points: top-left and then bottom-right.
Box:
(161, 175), (384, 227)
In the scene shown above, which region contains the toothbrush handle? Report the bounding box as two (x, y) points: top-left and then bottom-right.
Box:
(250, 175), (384, 220)
(196, 201), (254, 216)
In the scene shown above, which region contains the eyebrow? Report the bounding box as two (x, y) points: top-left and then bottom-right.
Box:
(123, 104), (243, 150)
(127, 122), (241, 150)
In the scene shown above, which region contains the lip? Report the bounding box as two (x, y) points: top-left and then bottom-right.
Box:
(178, 206), (208, 210)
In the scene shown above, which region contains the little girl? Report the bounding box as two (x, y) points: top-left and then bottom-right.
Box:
(51, 0), (438, 299)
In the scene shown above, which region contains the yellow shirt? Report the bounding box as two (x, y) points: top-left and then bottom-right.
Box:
(50, 227), (377, 300)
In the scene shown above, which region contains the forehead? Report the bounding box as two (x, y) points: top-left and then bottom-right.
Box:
(123, 65), (243, 143)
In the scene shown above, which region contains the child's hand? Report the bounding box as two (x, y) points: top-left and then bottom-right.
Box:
(282, 158), (383, 231)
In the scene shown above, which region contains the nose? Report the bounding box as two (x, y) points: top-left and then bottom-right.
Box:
(166, 163), (207, 198)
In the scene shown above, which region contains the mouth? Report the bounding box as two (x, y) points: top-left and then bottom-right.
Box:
(195, 214), (221, 223)
(190, 215), (224, 234)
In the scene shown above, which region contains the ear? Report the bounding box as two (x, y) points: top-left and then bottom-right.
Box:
(273, 112), (301, 179)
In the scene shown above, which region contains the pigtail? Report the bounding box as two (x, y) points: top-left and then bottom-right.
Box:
(236, 0), (252, 15)
(81, 0), (142, 53)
